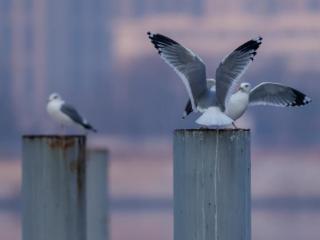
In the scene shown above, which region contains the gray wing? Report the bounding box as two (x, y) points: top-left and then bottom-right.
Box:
(61, 103), (85, 125)
(148, 32), (207, 111)
(216, 37), (262, 111)
(61, 103), (97, 132)
(249, 82), (311, 107)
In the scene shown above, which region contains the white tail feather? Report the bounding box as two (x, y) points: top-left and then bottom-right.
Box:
(195, 107), (233, 127)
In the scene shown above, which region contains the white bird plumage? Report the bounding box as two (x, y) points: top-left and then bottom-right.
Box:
(47, 93), (97, 132)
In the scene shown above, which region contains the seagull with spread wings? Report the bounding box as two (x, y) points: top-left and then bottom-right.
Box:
(148, 32), (263, 127)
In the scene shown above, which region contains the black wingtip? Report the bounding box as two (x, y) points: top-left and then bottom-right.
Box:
(234, 36), (263, 62)
(288, 89), (312, 107)
(83, 123), (98, 133)
(257, 36), (263, 42)
(147, 32), (179, 52)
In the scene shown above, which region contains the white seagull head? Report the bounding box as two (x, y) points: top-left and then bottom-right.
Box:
(48, 93), (62, 102)
(239, 82), (251, 93)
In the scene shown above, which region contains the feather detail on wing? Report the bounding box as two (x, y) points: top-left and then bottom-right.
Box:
(148, 32), (207, 111)
(216, 37), (262, 111)
(249, 82), (311, 107)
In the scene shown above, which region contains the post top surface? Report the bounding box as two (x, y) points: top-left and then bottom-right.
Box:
(174, 128), (249, 133)
(23, 135), (86, 140)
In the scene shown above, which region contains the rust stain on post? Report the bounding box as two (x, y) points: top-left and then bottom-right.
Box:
(23, 135), (85, 150)
(48, 138), (76, 149)
(69, 156), (86, 194)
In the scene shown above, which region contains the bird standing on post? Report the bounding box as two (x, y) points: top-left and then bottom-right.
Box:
(148, 32), (311, 128)
(147, 32), (263, 127)
(47, 93), (97, 133)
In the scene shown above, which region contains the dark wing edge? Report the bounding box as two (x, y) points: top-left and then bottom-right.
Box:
(61, 104), (97, 132)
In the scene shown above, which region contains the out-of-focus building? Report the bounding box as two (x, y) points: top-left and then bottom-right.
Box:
(113, 0), (320, 18)
(114, 0), (205, 17)
(1, 0), (320, 138)
(7, 0), (111, 132)
(0, 1), (17, 137)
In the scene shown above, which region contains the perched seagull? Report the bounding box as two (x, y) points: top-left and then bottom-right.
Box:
(147, 32), (262, 127)
(182, 80), (311, 127)
(47, 93), (97, 132)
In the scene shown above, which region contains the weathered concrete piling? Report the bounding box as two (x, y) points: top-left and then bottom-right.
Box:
(86, 149), (109, 240)
(22, 135), (87, 240)
(174, 129), (251, 240)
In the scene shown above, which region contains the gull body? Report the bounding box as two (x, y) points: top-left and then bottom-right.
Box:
(47, 95), (73, 126)
(225, 83), (250, 121)
(47, 93), (97, 132)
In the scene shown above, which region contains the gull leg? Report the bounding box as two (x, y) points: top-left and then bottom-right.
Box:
(232, 122), (238, 129)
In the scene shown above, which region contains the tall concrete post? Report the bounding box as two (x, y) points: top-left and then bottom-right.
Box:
(86, 148), (109, 240)
(174, 129), (251, 240)
(22, 135), (86, 240)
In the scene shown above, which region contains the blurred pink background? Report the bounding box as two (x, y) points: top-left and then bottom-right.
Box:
(0, 0), (319, 239)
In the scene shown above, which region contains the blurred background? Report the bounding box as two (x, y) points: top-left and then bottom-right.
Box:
(0, 0), (319, 239)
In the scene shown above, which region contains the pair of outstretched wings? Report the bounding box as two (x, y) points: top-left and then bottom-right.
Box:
(147, 32), (262, 112)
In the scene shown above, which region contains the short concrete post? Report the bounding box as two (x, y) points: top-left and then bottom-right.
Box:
(22, 135), (86, 240)
(86, 149), (109, 240)
(174, 129), (251, 240)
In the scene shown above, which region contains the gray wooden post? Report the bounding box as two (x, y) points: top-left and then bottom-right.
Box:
(86, 148), (109, 240)
(174, 129), (251, 240)
(22, 135), (87, 240)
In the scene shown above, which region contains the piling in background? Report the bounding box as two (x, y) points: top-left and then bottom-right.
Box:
(22, 135), (86, 240)
(86, 148), (109, 240)
(173, 129), (251, 240)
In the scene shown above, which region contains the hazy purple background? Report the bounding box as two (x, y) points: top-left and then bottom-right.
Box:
(0, 0), (319, 239)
